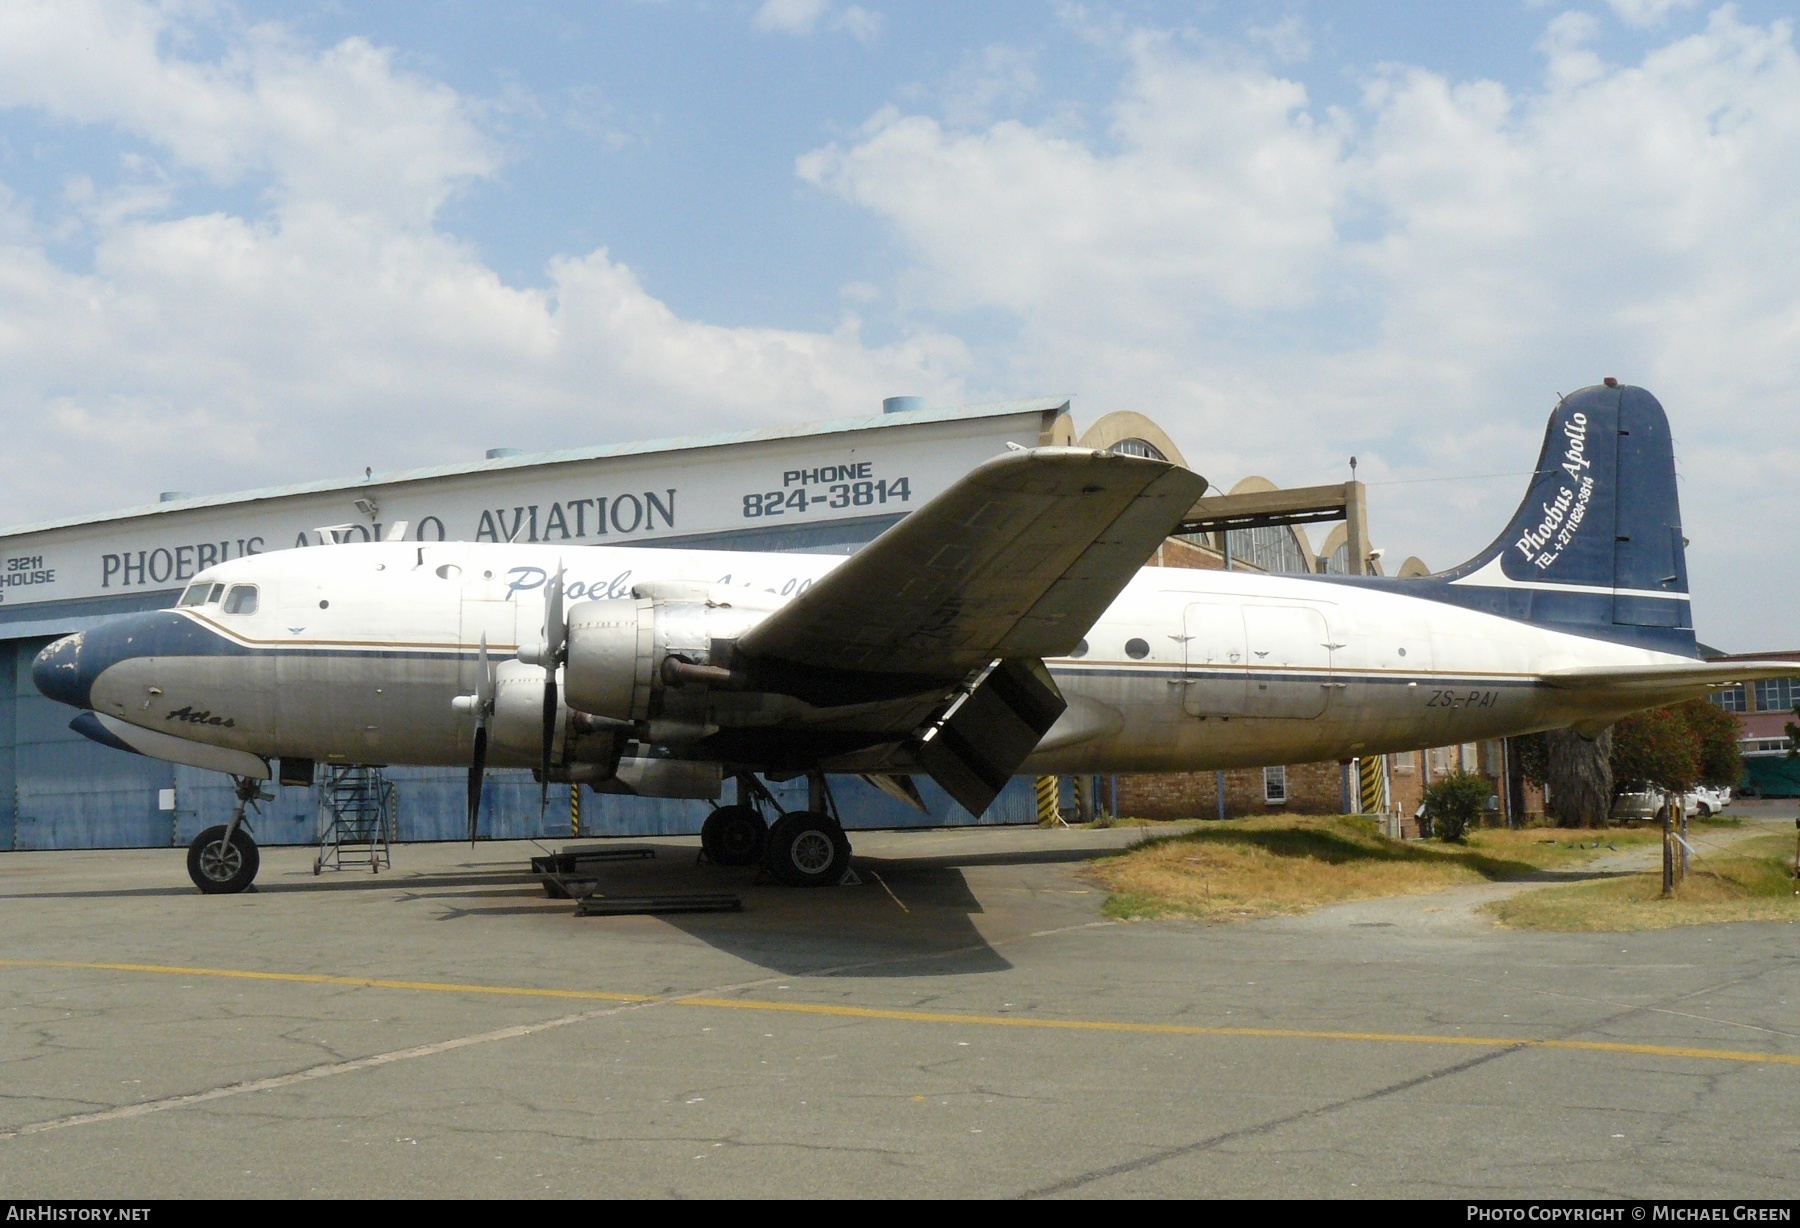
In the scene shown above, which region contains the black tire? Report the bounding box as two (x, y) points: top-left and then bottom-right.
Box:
(702, 804), (767, 867)
(763, 811), (851, 888)
(187, 825), (260, 895)
(1695, 803), (1712, 818)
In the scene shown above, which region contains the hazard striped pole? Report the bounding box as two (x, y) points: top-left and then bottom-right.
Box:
(569, 783), (582, 837)
(1036, 776), (1061, 825)
(1358, 755), (1386, 815)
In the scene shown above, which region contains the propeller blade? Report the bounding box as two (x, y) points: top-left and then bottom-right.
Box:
(545, 563), (565, 664)
(476, 634), (494, 710)
(540, 672), (557, 812)
(468, 633), (494, 845)
(468, 723), (488, 845)
(537, 565), (565, 813)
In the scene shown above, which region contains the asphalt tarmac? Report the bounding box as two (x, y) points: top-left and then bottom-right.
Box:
(0, 822), (1795, 1199)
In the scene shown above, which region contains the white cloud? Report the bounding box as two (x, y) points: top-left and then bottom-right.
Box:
(0, 1), (497, 227)
(937, 44), (1041, 128)
(754, 0), (830, 37)
(833, 6), (883, 44)
(1246, 15), (1311, 64)
(1606, 0), (1701, 29)
(0, 1), (964, 521)
(753, 0), (881, 42)
(802, 9), (1800, 646)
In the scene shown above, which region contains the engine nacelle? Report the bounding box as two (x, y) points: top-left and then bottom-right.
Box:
(563, 583), (776, 723)
(483, 659), (622, 771)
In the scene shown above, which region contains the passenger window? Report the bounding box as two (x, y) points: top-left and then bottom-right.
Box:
(221, 585), (259, 615)
(176, 583), (209, 607)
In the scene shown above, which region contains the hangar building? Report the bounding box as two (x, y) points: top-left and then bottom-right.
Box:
(0, 396), (1121, 851)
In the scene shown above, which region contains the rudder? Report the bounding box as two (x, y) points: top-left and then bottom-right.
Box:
(1415, 382), (1695, 654)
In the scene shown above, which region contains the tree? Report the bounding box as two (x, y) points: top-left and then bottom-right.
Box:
(1422, 769), (1491, 842)
(1517, 699), (1749, 827)
(1612, 706), (1700, 794)
(1540, 727), (1614, 827)
(1515, 729), (1615, 827)
(1678, 697), (1743, 788)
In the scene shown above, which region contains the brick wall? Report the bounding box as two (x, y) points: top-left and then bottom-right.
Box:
(1117, 760), (1347, 819)
(1112, 741), (1545, 831)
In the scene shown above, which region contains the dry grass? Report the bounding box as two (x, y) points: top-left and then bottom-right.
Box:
(1487, 833), (1800, 932)
(1092, 816), (1660, 922)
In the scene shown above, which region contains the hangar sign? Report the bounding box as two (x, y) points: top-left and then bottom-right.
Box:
(0, 400), (1070, 614)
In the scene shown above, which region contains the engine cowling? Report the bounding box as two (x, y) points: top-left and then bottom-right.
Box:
(484, 659), (621, 772)
(563, 583), (777, 724)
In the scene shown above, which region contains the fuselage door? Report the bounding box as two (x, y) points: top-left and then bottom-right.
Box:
(1182, 602), (1248, 717)
(1242, 604), (1332, 720)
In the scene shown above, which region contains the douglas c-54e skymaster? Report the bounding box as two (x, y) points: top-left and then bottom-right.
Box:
(32, 383), (1792, 894)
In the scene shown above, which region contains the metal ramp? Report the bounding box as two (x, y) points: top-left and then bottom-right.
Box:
(313, 766), (396, 875)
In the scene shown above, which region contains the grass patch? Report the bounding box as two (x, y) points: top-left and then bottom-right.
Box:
(1488, 833), (1800, 931)
(1092, 815), (1659, 922)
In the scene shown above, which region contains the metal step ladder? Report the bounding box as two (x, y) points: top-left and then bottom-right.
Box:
(314, 766), (396, 874)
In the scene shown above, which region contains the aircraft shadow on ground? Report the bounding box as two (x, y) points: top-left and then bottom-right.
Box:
(378, 839), (1025, 977)
(2, 838), (1126, 977)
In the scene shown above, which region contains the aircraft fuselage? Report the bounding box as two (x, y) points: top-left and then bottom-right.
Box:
(43, 538), (1693, 780)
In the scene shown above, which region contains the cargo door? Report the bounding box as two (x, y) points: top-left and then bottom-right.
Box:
(1242, 605), (1331, 719)
(1182, 602), (1248, 717)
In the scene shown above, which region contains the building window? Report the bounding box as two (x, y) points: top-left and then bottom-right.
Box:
(1753, 678), (1798, 712)
(1709, 685), (1747, 713)
(1222, 525), (1312, 574)
(1461, 743), (1479, 771)
(1106, 438), (1166, 461)
(1263, 766), (1287, 804)
(1394, 751), (1417, 774)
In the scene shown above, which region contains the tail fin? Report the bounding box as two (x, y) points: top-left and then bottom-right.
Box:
(1420, 382), (1695, 654)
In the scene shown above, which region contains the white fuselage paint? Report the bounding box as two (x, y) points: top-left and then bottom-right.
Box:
(85, 540), (1693, 776)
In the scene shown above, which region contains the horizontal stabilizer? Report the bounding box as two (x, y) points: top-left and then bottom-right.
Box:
(915, 658), (1066, 818)
(1542, 661), (1796, 693)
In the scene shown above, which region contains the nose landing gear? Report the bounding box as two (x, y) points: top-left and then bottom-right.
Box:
(186, 776), (270, 894)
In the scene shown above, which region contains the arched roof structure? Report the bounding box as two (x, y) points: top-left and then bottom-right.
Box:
(1076, 412), (1190, 469)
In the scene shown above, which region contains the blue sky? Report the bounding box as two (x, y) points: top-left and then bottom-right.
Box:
(0, 1), (1795, 647)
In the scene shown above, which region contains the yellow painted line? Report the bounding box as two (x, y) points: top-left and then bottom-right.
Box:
(5, 959), (1798, 1069)
(0, 960), (651, 1004)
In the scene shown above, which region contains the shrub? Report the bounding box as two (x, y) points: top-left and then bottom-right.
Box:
(1423, 770), (1491, 843)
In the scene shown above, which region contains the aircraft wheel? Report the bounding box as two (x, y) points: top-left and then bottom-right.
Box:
(187, 825), (260, 895)
(763, 811), (851, 888)
(702, 804), (767, 867)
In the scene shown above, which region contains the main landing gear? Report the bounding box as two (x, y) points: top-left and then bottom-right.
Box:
(701, 772), (853, 888)
(187, 776), (270, 895)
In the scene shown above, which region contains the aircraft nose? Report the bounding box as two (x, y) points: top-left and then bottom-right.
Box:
(34, 632), (94, 709)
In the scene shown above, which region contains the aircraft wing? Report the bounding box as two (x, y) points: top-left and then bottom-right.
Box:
(735, 446), (1207, 703)
(1542, 660), (1796, 694)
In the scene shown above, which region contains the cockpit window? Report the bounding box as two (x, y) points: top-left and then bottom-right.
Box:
(207, 583), (225, 603)
(177, 583), (209, 607)
(221, 585), (259, 615)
